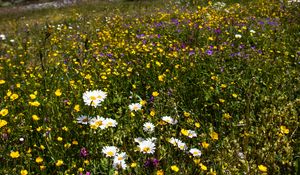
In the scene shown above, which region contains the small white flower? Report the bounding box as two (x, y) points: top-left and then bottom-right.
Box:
(102, 146), (118, 157)
(10, 39), (15, 43)
(103, 118), (118, 128)
(113, 152), (127, 169)
(169, 137), (188, 151)
(250, 30), (256, 34)
(138, 139), (156, 154)
(89, 116), (106, 129)
(189, 148), (202, 157)
(128, 103), (142, 111)
(161, 116), (178, 125)
(235, 34), (242, 38)
(187, 130), (197, 138)
(83, 90), (107, 107)
(77, 115), (90, 125)
(0, 34), (6, 40)
(169, 137), (179, 145)
(238, 152), (245, 159)
(19, 138), (24, 142)
(177, 141), (188, 151)
(143, 122), (155, 133)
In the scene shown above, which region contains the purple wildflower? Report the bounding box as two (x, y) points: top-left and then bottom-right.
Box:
(206, 50), (213, 55)
(80, 147), (89, 158)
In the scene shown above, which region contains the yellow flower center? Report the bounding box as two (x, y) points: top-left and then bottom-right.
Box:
(107, 151), (114, 156)
(143, 147), (150, 153)
(90, 96), (97, 101)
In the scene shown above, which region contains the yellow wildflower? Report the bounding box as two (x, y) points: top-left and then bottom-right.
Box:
(171, 165), (179, 172)
(36, 156), (43, 164)
(150, 110), (155, 117)
(10, 151), (20, 158)
(152, 91), (159, 97)
(0, 79), (5, 84)
(74, 105), (80, 112)
(183, 112), (190, 117)
(7, 90), (12, 96)
(158, 75), (165, 81)
(10, 93), (19, 101)
(222, 113), (232, 119)
(57, 137), (63, 141)
(280, 126), (289, 134)
(202, 142), (210, 149)
(55, 160), (64, 167)
(140, 100), (147, 106)
(232, 93), (238, 98)
(258, 165), (267, 172)
(20, 170), (28, 175)
(32, 115), (40, 121)
(0, 119), (8, 128)
(211, 76), (218, 81)
(0, 108), (8, 116)
(157, 170), (164, 175)
(181, 129), (189, 136)
(210, 131), (219, 140)
(55, 89), (62, 96)
(29, 94), (36, 99)
(29, 101), (40, 107)
(219, 99), (225, 103)
(40, 145), (45, 150)
(221, 84), (227, 88)
(130, 162), (137, 168)
(200, 163), (207, 171)
(78, 167), (84, 172)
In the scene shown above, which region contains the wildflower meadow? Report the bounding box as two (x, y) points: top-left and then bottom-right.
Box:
(0, 0), (299, 174)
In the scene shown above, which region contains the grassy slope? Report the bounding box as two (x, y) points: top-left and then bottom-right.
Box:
(0, 0), (299, 174)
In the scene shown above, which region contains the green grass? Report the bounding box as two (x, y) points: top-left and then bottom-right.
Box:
(0, 0), (299, 174)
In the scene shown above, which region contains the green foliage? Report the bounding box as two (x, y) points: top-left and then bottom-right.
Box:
(0, 0), (299, 174)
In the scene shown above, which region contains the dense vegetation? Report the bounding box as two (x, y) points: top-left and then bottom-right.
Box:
(0, 0), (299, 174)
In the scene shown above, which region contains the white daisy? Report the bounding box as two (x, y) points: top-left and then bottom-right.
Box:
(103, 118), (118, 128)
(128, 103), (142, 111)
(76, 115), (90, 125)
(189, 148), (202, 157)
(113, 152), (127, 169)
(168, 137), (188, 151)
(89, 116), (106, 129)
(94, 90), (107, 102)
(169, 137), (179, 145)
(143, 122), (155, 133)
(102, 146), (118, 157)
(83, 90), (107, 107)
(161, 116), (178, 125)
(138, 139), (156, 154)
(177, 141), (188, 151)
(187, 130), (197, 138)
